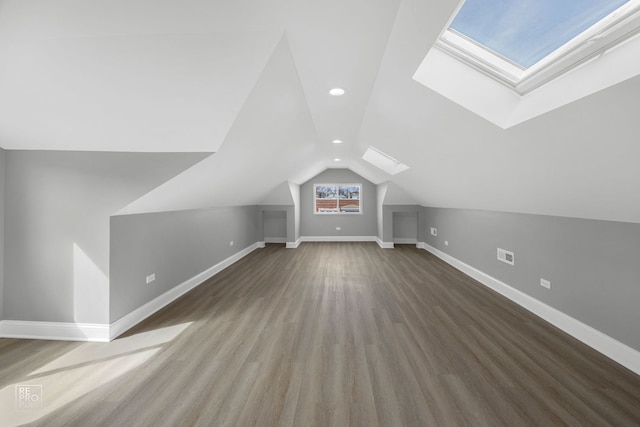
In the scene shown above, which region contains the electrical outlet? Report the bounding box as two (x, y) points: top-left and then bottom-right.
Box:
(336, 226), (341, 230)
(444, 240), (449, 246)
(540, 278), (551, 289)
(146, 273), (156, 284)
(230, 241), (234, 246)
(430, 227), (437, 236)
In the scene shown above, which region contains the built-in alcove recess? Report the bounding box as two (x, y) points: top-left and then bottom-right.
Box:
(262, 210), (287, 244)
(392, 211), (418, 244)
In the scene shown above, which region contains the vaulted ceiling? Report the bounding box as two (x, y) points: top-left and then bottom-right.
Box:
(1, 0), (639, 222)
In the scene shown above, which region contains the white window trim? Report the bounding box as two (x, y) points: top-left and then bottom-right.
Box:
(313, 183), (363, 215)
(414, 1), (640, 128)
(437, 0), (640, 95)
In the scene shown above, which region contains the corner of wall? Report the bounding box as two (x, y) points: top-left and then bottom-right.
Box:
(288, 182), (301, 241)
(376, 237), (394, 249)
(0, 147), (5, 322)
(376, 183), (388, 240)
(286, 238), (302, 249)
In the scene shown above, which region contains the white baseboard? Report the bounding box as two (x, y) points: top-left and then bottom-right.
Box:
(286, 238), (302, 249)
(301, 236), (377, 242)
(287, 237), (373, 247)
(419, 242), (640, 376)
(257, 241), (266, 248)
(109, 242), (261, 340)
(264, 237), (287, 244)
(0, 242), (262, 342)
(0, 320), (110, 342)
(393, 238), (418, 244)
(376, 238), (394, 249)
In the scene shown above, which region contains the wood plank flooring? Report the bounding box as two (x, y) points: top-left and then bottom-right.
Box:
(1, 242), (640, 426)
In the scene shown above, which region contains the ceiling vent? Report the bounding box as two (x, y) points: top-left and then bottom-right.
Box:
(362, 146), (409, 175)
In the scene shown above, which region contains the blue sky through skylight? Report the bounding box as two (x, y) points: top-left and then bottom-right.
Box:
(450, 0), (630, 68)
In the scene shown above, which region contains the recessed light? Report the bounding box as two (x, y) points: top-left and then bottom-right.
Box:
(332, 139), (343, 144)
(333, 158), (341, 162)
(329, 88), (345, 96)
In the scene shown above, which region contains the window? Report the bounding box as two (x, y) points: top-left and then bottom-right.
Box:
(314, 184), (361, 214)
(362, 146), (409, 176)
(450, 0), (630, 68)
(436, 0), (640, 94)
(413, 0), (640, 128)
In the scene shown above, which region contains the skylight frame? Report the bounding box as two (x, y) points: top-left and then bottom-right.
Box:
(362, 146), (409, 176)
(436, 0), (640, 95)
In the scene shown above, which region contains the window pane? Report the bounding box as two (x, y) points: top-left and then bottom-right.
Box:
(339, 185), (360, 199)
(339, 185), (361, 213)
(315, 185), (338, 213)
(450, 0), (629, 68)
(315, 185), (337, 199)
(339, 200), (360, 213)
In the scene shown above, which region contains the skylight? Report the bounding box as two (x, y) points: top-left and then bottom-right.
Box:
(414, 0), (640, 127)
(362, 147), (409, 176)
(436, 0), (640, 94)
(450, 0), (630, 69)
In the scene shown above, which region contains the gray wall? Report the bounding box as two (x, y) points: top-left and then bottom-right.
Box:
(0, 148), (5, 320)
(258, 205), (295, 244)
(263, 210), (287, 241)
(393, 211), (418, 242)
(110, 206), (259, 322)
(3, 150), (208, 324)
(301, 169), (377, 237)
(422, 207), (640, 351)
(381, 205), (423, 243)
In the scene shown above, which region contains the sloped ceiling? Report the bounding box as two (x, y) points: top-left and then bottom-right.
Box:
(118, 36), (320, 214)
(1, 0), (639, 223)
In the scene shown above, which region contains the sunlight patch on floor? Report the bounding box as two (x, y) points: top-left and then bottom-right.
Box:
(0, 322), (193, 426)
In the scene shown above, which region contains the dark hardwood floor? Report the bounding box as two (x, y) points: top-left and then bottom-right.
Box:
(1, 242), (639, 426)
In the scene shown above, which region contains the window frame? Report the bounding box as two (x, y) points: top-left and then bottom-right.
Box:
(436, 0), (640, 94)
(313, 183), (362, 215)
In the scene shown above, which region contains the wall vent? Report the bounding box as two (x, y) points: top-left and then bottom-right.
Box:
(497, 248), (515, 265)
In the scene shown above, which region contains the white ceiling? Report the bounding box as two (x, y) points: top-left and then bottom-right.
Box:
(1, 0), (639, 223)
